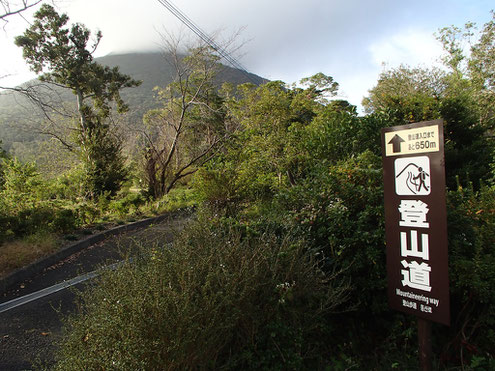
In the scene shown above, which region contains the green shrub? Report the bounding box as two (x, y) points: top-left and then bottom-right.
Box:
(269, 154), (495, 368)
(50, 208), (79, 233)
(0, 158), (79, 240)
(0, 158), (44, 214)
(74, 202), (101, 225)
(109, 192), (146, 217)
(275, 151), (386, 313)
(192, 167), (241, 212)
(53, 217), (348, 370)
(156, 187), (198, 212)
(439, 184), (495, 365)
(15, 206), (55, 235)
(0, 213), (16, 242)
(49, 164), (87, 201)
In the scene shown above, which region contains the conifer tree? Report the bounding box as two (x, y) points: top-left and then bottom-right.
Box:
(15, 4), (141, 197)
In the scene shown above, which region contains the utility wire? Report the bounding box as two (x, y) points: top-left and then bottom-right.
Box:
(155, 0), (259, 84)
(156, 0), (245, 70)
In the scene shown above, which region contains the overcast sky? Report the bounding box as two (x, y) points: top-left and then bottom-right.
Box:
(1, 0), (494, 110)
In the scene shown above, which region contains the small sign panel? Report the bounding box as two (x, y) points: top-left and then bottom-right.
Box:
(384, 124), (440, 156)
(381, 120), (450, 325)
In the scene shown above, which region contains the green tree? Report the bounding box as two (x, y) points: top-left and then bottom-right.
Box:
(195, 74), (363, 210)
(363, 14), (495, 189)
(362, 65), (446, 122)
(0, 158), (42, 209)
(15, 4), (141, 198)
(437, 12), (495, 130)
(230, 75), (339, 185)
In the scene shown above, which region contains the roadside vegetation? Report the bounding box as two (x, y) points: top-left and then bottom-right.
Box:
(0, 5), (494, 370)
(0, 157), (196, 277)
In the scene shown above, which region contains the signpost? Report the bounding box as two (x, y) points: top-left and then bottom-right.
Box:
(381, 119), (450, 370)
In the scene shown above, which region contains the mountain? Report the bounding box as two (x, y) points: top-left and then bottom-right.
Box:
(0, 51), (266, 153)
(95, 52), (265, 119)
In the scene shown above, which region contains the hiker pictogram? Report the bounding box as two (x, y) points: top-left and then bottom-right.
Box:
(394, 156), (431, 196)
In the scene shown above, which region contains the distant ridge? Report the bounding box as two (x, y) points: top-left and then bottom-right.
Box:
(96, 51), (266, 114)
(0, 51), (267, 152)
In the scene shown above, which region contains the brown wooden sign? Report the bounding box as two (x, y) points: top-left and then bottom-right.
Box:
(381, 119), (450, 325)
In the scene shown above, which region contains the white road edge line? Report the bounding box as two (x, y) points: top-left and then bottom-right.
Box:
(0, 261), (124, 314)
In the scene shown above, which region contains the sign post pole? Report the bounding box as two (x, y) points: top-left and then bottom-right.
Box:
(381, 119), (450, 368)
(418, 318), (432, 371)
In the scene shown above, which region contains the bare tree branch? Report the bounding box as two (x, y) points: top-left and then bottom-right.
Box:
(36, 128), (75, 151)
(138, 32), (238, 198)
(0, 82), (71, 118)
(0, 80), (83, 152)
(1, 0), (43, 22)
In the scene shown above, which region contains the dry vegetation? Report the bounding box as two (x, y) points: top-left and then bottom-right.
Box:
(0, 231), (57, 278)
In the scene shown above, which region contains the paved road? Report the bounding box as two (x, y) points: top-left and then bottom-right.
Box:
(0, 214), (190, 370)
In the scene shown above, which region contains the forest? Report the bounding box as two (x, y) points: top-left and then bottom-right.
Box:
(1, 4), (495, 370)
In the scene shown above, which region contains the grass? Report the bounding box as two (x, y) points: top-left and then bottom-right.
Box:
(0, 230), (58, 278)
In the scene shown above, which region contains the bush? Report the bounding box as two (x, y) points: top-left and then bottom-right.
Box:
(157, 187), (198, 211)
(74, 202), (101, 225)
(0, 203), (80, 242)
(275, 151), (387, 313)
(53, 217), (348, 370)
(0, 158), (70, 240)
(50, 208), (79, 233)
(192, 167), (243, 215)
(49, 164), (87, 201)
(14, 206), (56, 236)
(109, 192), (146, 218)
(270, 154), (495, 368)
(439, 184), (495, 365)
(265, 151), (409, 368)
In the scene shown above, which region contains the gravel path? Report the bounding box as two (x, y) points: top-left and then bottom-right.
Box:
(0, 214), (191, 370)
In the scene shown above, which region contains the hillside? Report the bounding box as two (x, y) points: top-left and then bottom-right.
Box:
(0, 51), (266, 153)
(96, 52), (266, 118)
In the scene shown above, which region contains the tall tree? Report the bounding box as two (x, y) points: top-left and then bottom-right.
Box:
(362, 65), (446, 122)
(207, 73), (342, 201)
(437, 12), (495, 130)
(140, 39), (229, 199)
(15, 4), (141, 197)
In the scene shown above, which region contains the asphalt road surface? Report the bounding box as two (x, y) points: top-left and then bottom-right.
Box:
(0, 214), (190, 370)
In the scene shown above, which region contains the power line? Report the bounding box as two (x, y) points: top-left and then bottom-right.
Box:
(156, 0), (245, 70)
(155, 0), (258, 83)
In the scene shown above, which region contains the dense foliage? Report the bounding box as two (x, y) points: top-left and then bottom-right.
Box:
(54, 217), (347, 370)
(2, 9), (495, 371)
